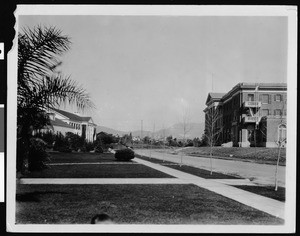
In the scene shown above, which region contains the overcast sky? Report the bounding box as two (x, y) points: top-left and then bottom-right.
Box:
(19, 15), (288, 132)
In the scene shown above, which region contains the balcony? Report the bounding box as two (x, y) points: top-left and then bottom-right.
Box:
(243, 101), (261, 108)
(243, 116), (261, 123)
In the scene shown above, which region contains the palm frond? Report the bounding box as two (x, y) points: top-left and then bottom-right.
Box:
(39, 75), (95, 111)
(18, 25), (71, 82)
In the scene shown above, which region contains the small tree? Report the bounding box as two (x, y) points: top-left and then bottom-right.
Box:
(166, 136), (173, 146)
(143, 136), (151, 145)
(192, 137), (201, 147)
(204, 106), (222, 175)
(97, 132), (116, 148)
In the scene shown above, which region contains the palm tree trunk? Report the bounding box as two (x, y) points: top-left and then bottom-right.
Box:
(17, 123), (32, 174)
(17, 136), (30, 175)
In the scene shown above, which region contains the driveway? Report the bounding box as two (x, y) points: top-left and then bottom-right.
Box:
(135, 149), (285, 187)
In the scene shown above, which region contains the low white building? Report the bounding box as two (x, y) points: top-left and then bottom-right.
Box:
(46, 108), (97, 142)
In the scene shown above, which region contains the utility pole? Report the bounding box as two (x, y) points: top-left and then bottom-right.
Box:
(141, 120), (143, 140)
(211, 73), (214, 92)
(162, 124), (165, 162)
(149, 122), (155, 158)
(141, 120), (143, 150)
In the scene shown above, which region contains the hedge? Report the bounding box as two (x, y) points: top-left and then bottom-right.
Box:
(115, 148), (135, 161)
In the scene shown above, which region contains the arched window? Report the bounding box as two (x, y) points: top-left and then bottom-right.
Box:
(278, 124), (287, 142)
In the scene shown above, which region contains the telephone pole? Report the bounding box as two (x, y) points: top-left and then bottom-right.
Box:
(211, 72), (214, 92)
(141, 120), (143, 149)
(141, 120), (143, 139)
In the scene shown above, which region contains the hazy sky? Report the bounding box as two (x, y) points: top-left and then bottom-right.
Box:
(19, 15), (288, 132)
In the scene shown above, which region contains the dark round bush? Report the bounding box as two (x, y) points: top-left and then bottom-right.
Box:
(115, 148), (135, 161)
(28, 138), (50, 171)
(95, 145), (104, 153)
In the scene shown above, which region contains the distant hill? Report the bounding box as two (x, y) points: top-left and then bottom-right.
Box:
(154, 122), (204, 139)
(96, 122), (204, 139)
(130, 130), (152, 137)
(96, 126), (127, 136)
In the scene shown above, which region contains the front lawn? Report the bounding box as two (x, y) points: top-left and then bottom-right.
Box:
(21, 151), (173, 178)
(174, 147), (286, 165)
(233, 185), (285, 202)
(22, 163), (174, 178)
(135, 155), (175, 165)
(46, 152), (116, 164)
(16, 184), (284, 225)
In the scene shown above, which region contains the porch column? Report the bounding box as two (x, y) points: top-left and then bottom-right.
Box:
(241, 128), (250, 147)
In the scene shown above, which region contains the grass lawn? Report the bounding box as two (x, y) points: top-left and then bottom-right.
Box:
(22, 163), (174, 178)
(136, 155), (242, 179)
(233, 185), (285, 202)
(20, 151), (173, 178)
(46, 152), (119, 163)
(16, 184), (284, 225)
(135, 154), (176, 165)
(173, 147), (286, 165)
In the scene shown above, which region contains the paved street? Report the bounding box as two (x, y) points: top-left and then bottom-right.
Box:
(135, 149), (286, 187)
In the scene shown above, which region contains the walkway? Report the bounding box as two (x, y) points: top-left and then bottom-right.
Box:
(135, 149), (286, 187)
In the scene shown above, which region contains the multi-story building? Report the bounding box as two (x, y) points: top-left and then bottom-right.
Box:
(44, 108), (97, 142)
(204, 83), (287, 148)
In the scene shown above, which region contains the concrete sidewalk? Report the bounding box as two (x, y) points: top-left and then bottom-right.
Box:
(134, 157), (285, 220)
(19, 178), (187, 185)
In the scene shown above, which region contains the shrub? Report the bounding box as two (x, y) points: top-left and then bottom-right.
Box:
(65, 132), (85, 151)
(28, 138), (50, 171)
(115, 148), (135, 161)
(85, 142), (95, 152)
(94, 143), (104, 153)
(53, 133), (71, 152)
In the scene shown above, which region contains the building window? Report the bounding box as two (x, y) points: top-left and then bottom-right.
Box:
(261, 94), (270, 104)
(274, 109), (282, 116)
(248, 94), (254, 101)
(274, 94), (282, 102)
(261, 109), (269, 117)
(278, 124), (287, 142)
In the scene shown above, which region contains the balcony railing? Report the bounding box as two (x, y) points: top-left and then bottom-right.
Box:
(243, 101), (262, 108)
(243, 116), (261, 123)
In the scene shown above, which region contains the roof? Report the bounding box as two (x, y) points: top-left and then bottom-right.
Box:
(209, 93), (226, 99)
(205, 92), (226, 105)
(51, 108), (92, 123)
(50, 118), (74, 129)
(222, 82), (287, 101)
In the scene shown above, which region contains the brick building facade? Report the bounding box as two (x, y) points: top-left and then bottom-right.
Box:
(204, 83), (287, 148)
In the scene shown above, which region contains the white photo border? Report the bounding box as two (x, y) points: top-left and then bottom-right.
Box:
(7, 4), (297, 233)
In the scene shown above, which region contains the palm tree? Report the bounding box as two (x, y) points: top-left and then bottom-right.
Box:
(17, 25), (94, 173)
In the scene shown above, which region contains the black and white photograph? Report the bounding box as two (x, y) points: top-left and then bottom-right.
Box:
(6, 5), (297, 233)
